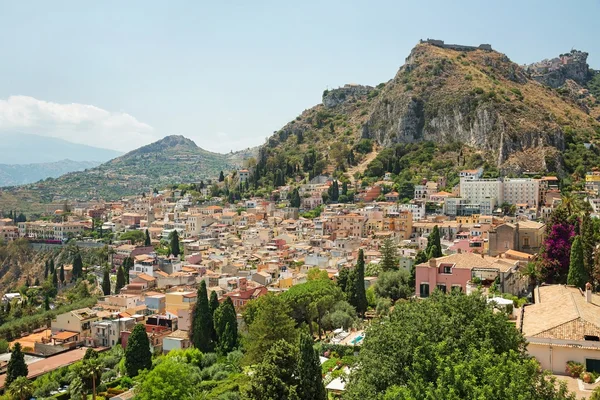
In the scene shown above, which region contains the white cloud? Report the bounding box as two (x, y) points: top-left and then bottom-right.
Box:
(0, 95), (156, 151)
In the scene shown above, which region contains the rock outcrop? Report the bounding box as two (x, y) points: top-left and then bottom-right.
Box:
(323, 84), (373, 108)
(526, 50), (590, 88)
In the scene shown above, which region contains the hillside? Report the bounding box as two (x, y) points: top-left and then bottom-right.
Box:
(0, 159), (100, 187)
(0, 135), (254, 211)
(253, 41), (600, 191)
(0, 133), (122, 164)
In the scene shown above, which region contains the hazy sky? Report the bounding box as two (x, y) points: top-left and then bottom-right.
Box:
(0, 0), (597, 153)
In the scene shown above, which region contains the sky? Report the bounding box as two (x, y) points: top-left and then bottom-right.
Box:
(0, 0), (598, 154)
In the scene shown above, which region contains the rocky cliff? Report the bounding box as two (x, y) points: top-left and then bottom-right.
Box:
(256, 42), (600, 184)
(526, 50), (590, 88)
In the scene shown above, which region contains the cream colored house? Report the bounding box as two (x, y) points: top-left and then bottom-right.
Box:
(520, 285), (600, 374)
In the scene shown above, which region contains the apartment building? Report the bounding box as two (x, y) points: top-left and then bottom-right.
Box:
(18, 221), (84, 241)
(503, 179), (540, 207)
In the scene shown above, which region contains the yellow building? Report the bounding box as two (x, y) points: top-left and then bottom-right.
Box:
(165, 290), (197, 313)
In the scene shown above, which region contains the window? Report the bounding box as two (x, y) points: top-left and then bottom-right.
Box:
(443, 266), (452, 274)
(436, 284), (447, 293)
(451, 285), (462, 293)
(523, 237), (530, 247)
(419, 283), (430, 298)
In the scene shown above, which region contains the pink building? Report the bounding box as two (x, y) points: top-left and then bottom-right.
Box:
(415, 252), (524, 297)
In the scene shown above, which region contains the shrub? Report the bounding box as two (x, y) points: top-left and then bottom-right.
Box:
(566, 360), (585, 378)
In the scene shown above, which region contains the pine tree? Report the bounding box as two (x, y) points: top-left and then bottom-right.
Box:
(380, 238), (399, 271)
(144, 229), (151, 246)
(102, 269), (111, 296)
(567, 236), (588, 289)
(218, 171), (225, 182)
(6, 342), (28, 387)
(116, 266), (126, 294)
(296, 333), (326, 400)
(59, 264), (65, 284)
(124, 324), (152, 377)
(354, 249), (368, 316)
(170, 230), (180, 258)
(214, 297), (238, 354)
(191, 280), (214, 352)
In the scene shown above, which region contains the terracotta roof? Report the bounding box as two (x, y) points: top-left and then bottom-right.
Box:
(53, 331), (79, 340)
(135, 273), (156, 282)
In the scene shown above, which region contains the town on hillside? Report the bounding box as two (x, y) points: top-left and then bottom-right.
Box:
(1, 164), (600, 399)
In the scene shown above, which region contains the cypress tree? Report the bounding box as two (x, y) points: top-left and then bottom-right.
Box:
(144, 229), (151, 246)
(102, 269), (111, 295)
(123, 257), (133, 284)
(581, 213), (595, 282)
(426, 226), (442, 258)
(354, 249), (368, 316)
(170, 230), (180, 258)
(209, 291), (219, 343)
(567, 236), (588, 289)
(191, 280), (214, 352)
(72, 253), (83, 282)
(52, 269), (58, 289)
(44, 295), (50, 311)
(214, 297), (238, 354)
(124, 324), (152, 377)
(218, 171), (225, 182)
(116, 266), (126, 294)
(342, 181), (348, 196)
(59, 264), (65, 284)
(296, 333), (326, 400)
(381, 238), (399, 271)
(49, 258), (55, 275)
(44, 260), (49, 279)
(6, 342), (28, 386)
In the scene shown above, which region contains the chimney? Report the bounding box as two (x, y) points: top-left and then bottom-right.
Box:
(239, 277), (248, 291)
(586, 282), (592, 303)
(429, 258), (436, 268)
(481, 252), (484, 258)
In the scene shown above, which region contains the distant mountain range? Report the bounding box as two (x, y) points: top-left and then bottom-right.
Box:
(0, 133), (122, 164)
(0, 135), (256, 212)
(0, 159), (101, 187)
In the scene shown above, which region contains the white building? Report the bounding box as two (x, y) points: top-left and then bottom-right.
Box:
(388, 203), (426, 221)
(459, 179), (503, 206)
(503, 178), (540, 207)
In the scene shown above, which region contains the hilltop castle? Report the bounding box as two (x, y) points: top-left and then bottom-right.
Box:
(420, 39), (492, 52)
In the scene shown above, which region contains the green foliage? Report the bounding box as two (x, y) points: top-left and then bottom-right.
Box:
(6, 342), (28, 387)
(344, 293), (552, 399)
(349, 249), (368, 316)
(7, 375), (33, 400)
(102, 268), (111, 295)
(380, 239), (398, 272)
(567, 236), (588, 289)
(244, 294), (297, 365)
(214, 297), (238, 355)
(169, 230), (181, 257)
(125, 324), (152, 377)
(71, 252), (83, 282)
(135, 356), (201, 400)
(119, 230), (145, 244)
(144, 229), (151, 246)
(354, 139), (373, 154)
(296, 333), (327, 400)
(375, 270), (412, 302)
(307, 268), (329, 281)
(115, 266), (126, 294)
(191, 280), (215, 352)
(0, 339), (9, 354)
(425, 225), (443, 258)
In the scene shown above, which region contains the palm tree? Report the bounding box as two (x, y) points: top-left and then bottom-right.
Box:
(81, 358), (103, 400)
(522, 261), (542, 303)
(8, 376), (33, 400)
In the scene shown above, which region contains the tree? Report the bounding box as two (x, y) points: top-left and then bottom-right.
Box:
(567, 236), (588, 289)
(124, 324), (152, 377)
(522, 262), (542, 302)
(347, 249), (368, 316)
(344, 293), (574, 400)
(116, 266), (126, 294)
(134, 356), (201, 400)
(44, 294), (50, 311)
(144, 229), (151, 246)
(307, 268), (329, 281)
(245, 294), (298, 364)
(581, 213), (596, 284)
(321, 300), (357, 331)
(219, 171), (225, 182)
(296, 333), (326, 400)
(51, 270), (58, 290)
(169, 230), (180, 257)
(380, 238), (398, 271)
(81, 358), (103, 400)
(59, 264), (65, 284)
(119, 230), (145, 244)
(375, 270), (412, 302)
(6, 342), (28, 387)
(425, 225), (442, 258)
(44, 260), (49, 279)
(102, 268), (111, 295)
(72, 253), (84, 282)
(190, 280), (214, 352)
(7, 376), (33, 400)
(208, 290), (219, 344)
(214, 297), (238, 354)
(542, 207), (576, 283)
(245, 340), (300, 400)
(290, 188), (301, 208)
(49, 258), (55, 275)
(123, 257), (133, 284)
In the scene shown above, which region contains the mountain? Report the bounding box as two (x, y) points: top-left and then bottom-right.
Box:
(252, 40), (600, 191)
(0, 133), (122, 164)
(0, 159), (101, 187)
(0, 135), (254, 212)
